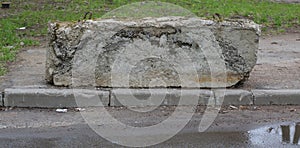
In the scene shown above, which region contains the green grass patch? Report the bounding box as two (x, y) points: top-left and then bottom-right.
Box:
(102, 1), (197, 19)
(0, 0), (300, 75)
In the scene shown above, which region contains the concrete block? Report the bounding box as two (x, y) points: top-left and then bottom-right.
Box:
(111, 88), (213, 107)
(46, 17), (260, 88)
(252, 89), (300, 105)
(214, 89), (253, 106)
(4, 89), (109, 108)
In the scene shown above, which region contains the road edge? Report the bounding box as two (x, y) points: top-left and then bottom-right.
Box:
(1, 88), (300, 108)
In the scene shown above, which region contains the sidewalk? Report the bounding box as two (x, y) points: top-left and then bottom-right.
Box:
(0, 33), (299, 107)
(243, 33), (300, 90)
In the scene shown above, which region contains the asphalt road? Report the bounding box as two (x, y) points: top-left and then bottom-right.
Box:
(0, 106), (299, 147)
(0, 124), (298, 148)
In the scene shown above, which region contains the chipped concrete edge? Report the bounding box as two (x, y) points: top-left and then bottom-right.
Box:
(2, 88), (110, 108)
(1, 88), (300, 108)
(252, 89), (300, 105)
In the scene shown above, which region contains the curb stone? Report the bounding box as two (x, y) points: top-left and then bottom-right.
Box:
(4, 89), (109, 108)
(2, 88), (300, 108)
(214, 89), (254, 106)
(252, 89), (300, 105)
(110, 89), (213, 107)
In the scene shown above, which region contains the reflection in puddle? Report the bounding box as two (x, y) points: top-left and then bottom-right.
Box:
(249, 122), (300, 146)
(281, 125), (291, 143)
(293, 123), (300, 144)
(161, 122), (300, 147)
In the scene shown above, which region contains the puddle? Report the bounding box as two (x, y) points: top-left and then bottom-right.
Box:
(1, 122), (300, 147)
(160, 122), (300, 147)
(248, 122), (300, 146)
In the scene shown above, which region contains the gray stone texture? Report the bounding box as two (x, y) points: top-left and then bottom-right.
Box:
(110, 88), (213, 107)
(214, 89), (254, 106)
(46, 17), (260, 88)
(3, 88), (300, 107)
(4, 89), (109, 108)
(252, 90), (300, 105)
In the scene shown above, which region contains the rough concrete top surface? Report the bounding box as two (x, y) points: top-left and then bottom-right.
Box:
(0, 33), (299, 91)
(46, 17), (260, 88)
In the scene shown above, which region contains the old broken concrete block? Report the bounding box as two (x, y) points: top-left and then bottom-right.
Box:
(46, 17), (260, 88)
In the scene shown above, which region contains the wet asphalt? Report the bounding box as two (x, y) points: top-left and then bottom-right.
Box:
(0, 123), (299, 147)
(0, 106), (299, 147)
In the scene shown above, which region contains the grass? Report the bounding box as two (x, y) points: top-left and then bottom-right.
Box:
(101, 1), (197, 18)
(0, 0), (299, 75)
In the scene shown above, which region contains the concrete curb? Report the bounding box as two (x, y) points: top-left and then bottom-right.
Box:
(214, 89), (254, 105)
(1, 88), (300, 108)
(110, 89), (213, 107)
(3, 89), (109, 108)
(252, 89), (300, 105)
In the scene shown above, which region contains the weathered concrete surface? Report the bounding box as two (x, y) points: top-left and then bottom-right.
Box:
(214, 89), (254, 105)
(4, 89), (109, 108)
(110, 89), (213, 107)
(252, 89), (300, 105)
(46, 17), (260, 88)
(242, 33), (300, 90)
(2, 88), (300, 108)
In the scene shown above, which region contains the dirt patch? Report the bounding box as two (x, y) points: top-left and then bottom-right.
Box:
(242, 33), (300, 89)
(0, 46), (50, 91)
